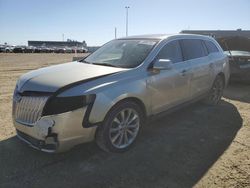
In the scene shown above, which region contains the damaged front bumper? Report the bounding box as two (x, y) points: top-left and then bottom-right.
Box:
(16, 129), (57, 153)
(14, 107), (97, 153)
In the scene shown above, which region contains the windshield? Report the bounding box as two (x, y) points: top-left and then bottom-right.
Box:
(82, 39), (158, 68)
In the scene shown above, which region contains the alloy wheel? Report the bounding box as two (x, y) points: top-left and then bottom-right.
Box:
(210, 78), (224, 104)
(109, 108), (140, 149)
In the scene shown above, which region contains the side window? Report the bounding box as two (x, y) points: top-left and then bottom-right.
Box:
(157, 40), (183, 63)
(205, 40), (219, 54)
(180, 39), (207, 60)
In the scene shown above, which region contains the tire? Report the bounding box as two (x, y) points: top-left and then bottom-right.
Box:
(204, 75), (225, 105)
(95, 101), (144, 152)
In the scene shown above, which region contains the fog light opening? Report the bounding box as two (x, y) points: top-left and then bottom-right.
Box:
(45, 134), (58, 145)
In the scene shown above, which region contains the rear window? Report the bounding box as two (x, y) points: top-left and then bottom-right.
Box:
(180, 39), (207, 60)
(205, 40), (219, 53)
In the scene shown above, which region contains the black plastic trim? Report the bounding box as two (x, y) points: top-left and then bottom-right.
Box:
(19, 91), (52, 97)
(16, 130), (57, 151)
(82, 96), (103, 128)
(43, 96), (86, 116)
(42, 73), (116, 116)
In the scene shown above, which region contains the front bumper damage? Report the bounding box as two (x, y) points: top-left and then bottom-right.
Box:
(16, 129), (57, 153)
(14, 107), (97, 153)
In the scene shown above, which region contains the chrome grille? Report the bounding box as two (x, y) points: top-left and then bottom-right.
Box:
(13, 95), (48, 126)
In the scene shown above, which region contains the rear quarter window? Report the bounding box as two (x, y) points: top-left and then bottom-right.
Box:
(205, 40), (219, 54)
(180, 39), (207, 60)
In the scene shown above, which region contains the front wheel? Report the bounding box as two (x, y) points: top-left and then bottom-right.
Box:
(95, 101), (143, 152)
(204, 75), (225, 105)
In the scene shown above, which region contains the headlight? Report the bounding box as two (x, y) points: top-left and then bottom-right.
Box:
(42, 94), (95, 116)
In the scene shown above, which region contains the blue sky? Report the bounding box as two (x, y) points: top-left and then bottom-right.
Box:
(0, 0), (249, 46)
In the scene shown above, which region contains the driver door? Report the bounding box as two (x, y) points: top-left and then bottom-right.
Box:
(148, 40), (192, 114)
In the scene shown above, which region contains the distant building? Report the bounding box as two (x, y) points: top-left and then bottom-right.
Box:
(181, 29), (250, 39)
(28, 39), (87, 47)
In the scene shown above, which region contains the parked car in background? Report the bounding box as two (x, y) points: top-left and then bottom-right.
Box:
(0, 45), (6, 52)
(23, 46), (35, 53)
(65, 47), (73, 53)
(54, 47), (66, 53)
(5, 45), (15, 53)
(1, 45), (87, 54)
(33, 46), (39, 53)
(13, 46), (26, 53)
(13, 34), (229, 153)
(77, 47), (88, 53)
(42, 47), (50, 53)
(217, 36), (250, 82)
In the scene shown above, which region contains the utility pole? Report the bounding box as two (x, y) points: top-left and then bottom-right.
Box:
(62, 33), (64, 41)
(125, 6), (130, 37)
(115, 27), (117, 39)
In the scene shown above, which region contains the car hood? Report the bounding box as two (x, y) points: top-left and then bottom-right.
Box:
(224, 50), (250, 57)
(17, 61), (127, 93)
(216, 36), (250, 52)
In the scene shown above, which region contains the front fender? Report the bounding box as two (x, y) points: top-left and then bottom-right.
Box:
(88, 79), (150, 124)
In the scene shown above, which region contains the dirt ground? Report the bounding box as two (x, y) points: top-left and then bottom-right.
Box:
(0, 53), (249, 188)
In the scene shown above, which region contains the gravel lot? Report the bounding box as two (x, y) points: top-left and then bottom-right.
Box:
(0, 53), (249, 188)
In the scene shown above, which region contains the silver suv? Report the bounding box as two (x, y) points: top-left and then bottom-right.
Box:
(13, 34), (230, 153)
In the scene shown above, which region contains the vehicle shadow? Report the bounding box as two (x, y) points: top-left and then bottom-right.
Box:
(0, 100), (242, 188)
(224, 82), (250, 103)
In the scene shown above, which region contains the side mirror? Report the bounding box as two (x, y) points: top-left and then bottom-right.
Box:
(153, 59), (173, 70)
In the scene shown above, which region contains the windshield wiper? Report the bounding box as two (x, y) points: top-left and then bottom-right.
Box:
(92, 63), (118, 67)
(79, 59), (91, 64)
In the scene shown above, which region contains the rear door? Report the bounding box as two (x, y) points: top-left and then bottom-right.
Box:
(149, 40), (192, 114)
(180, 39), (212, 98)
(204, 40), (221, 81)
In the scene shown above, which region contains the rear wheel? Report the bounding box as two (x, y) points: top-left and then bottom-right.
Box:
(96, 101), (143, 152)
(204, 75), (224, 105)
